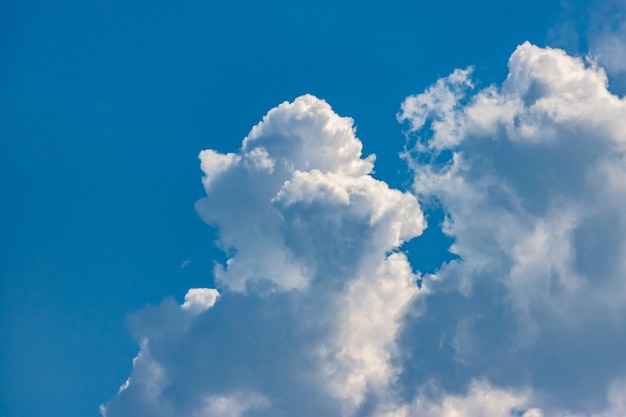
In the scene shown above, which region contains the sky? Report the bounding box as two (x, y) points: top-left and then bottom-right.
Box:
(2, 1), (626, 416)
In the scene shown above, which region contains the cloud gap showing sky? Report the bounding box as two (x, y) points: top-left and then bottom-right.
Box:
(101, 41), (626, 417)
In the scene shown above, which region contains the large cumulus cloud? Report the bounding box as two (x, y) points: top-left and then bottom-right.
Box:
(103, 43), (626, 417)
(396, 42), (626, 416)
(101, 95), (426, 417)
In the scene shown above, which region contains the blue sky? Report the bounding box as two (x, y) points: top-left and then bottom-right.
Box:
(2, 1), (626, 417)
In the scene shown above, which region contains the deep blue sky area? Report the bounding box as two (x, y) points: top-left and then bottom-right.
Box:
(2, 1), (563, 416)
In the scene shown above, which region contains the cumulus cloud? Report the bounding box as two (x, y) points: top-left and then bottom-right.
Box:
(103, 43), (626, 417)
(101, 95), (426, 417)
(398, 42), (626, 416)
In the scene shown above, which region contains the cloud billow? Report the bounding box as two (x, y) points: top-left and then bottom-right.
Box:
(101, 95), (426, 417)
(397, 42), (626, 416)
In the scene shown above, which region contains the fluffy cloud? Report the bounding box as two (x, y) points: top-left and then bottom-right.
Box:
(101, 95), (425, 417)
(398, 42), (626, 416)
(103, 43), (626, 417)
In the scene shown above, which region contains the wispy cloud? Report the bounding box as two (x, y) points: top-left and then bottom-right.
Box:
(550, 0), (626, 86)
(180, 257), (192, 270)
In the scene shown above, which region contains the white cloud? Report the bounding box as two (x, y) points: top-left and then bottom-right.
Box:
(101, 95), (426, 417)
(103, 43), (626, 417)
(181, 288), (220, 316)
(399, 42), (626, 415)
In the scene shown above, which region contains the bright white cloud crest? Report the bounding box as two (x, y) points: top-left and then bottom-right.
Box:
(103, 44), (626, 417)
